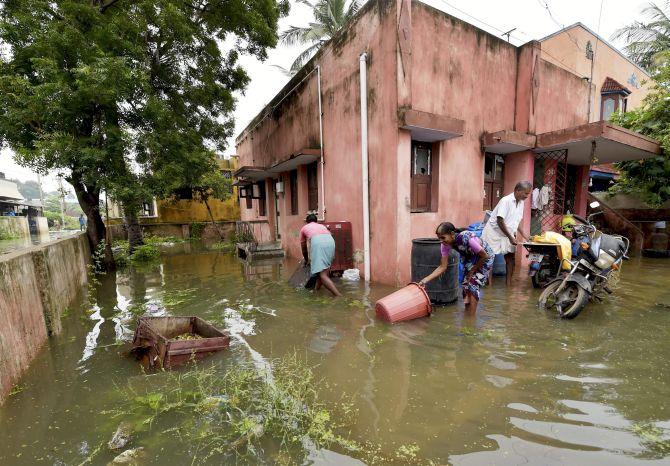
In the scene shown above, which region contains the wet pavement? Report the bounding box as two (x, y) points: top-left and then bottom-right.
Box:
(1, 242), (670, 465)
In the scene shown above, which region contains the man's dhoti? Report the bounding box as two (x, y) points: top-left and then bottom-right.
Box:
(481, 223), (516, 255)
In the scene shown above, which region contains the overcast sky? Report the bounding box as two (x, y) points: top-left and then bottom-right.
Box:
(0, 0), (651, 193)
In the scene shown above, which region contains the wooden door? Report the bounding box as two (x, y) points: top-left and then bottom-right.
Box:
(411, 141), (432, 212)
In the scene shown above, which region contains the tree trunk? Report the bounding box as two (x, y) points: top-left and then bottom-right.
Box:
(203, 198), (225, 240)
(70, 176), (115, 271)
(124, 208), (144, 254)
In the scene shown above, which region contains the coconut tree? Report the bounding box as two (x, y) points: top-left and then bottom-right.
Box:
(280, 0), (360, 74)
(612, 1), (670, 70)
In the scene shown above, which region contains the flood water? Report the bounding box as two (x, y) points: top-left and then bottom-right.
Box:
(2, 242), (670, 465)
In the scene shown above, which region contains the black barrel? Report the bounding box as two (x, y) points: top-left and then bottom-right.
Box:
(411, 238), (459, 304)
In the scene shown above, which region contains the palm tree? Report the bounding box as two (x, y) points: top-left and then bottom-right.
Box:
(612, 1), (670, 70)
(280, 0), (360, 75)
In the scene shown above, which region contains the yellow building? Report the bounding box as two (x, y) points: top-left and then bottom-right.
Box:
(107, 157), (240, 238)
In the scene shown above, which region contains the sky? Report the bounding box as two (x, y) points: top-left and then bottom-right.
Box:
(0, 0), (652, 193)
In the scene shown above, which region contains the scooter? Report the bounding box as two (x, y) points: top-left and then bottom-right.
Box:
(537, 202), (629, 319)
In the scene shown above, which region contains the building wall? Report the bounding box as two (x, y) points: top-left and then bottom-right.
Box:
(406, 2), (518, 239)
(0, 233), (90, 404)
(540, 25), (653, 121)
(534, 58), (590, 134)
(236, 0), (400, 280)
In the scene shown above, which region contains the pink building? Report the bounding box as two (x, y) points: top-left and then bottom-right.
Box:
(234, 0), (661, 286)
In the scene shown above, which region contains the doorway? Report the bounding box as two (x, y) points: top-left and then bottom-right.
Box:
(273, 180), (281, 240)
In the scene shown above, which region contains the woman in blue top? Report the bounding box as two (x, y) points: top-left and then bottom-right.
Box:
(418, 222), (494, 313)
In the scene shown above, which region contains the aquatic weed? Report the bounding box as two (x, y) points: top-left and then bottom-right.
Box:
(632, 423), (670, 457)
(107, 354), (360, 463)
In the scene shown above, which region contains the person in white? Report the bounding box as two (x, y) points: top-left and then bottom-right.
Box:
(481, 181), (532, 285)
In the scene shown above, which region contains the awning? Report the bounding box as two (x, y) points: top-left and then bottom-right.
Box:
(233, 166), (273, 181)
(535, 121), (661, 165)
(481, 130), (536, 154)
(268, 148), (320, 173)
(0, 179), (24, 201)
(399, 109), (464, 142)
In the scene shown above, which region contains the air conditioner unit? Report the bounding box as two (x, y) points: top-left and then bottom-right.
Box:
(275, 181), (284, 194)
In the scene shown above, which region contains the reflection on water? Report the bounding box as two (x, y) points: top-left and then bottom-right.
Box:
(1, 245), (670, 465)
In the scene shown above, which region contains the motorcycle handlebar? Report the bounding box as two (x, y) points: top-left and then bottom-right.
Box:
(573, 214), (589, 225)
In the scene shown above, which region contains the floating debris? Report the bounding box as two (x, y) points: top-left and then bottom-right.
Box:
(109, 447), (145, 465)
(172, 333), (203, 341)
(108, 422), (133, 450)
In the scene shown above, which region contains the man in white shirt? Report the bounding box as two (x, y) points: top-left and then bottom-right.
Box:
(481, 181), (532, 285)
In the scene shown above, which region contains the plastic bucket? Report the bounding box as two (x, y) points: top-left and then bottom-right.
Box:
(375, 283), (432, 323)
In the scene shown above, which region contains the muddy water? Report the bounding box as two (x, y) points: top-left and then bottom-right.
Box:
(1, 243), (670, 465)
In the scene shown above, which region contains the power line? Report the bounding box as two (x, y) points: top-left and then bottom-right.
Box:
(432, 0), (525, 44)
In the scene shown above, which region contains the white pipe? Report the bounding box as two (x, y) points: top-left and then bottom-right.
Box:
(317, 65), (326, 221)
(359, 53), (370, 282)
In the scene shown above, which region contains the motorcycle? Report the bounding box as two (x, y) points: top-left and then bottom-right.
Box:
(523, 232), (571, 288)
(537, 203), (629, 319)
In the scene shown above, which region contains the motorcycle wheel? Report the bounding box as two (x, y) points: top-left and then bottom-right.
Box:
(531, 264), (554, 288)
(538, 280), (589, 319)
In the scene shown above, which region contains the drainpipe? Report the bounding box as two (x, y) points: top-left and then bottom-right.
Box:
(359, 53), (371, 282)
(317, 65), (326, 221)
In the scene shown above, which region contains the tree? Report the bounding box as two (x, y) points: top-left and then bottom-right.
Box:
(280, 0), (359, 74)
(611, 52), (670, 205)
(0, 0), (289, 265)
(612, 1), (670, 70)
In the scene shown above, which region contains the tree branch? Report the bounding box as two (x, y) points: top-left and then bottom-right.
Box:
(99, 0), (122, 13)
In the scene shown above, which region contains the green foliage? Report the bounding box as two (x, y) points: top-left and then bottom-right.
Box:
(280, 0), (360, 74)
(611, 2), (670, 70)
(610, 54), (670, 206)
(190, 222), (205, 239)
(210, 241), (236, 252)
(130, 244), (160, 262)
(107, 355), (360, 463)
(632, 423), (670, 457)
(143, 235), (185, 245)
(0, 0), (289, 251)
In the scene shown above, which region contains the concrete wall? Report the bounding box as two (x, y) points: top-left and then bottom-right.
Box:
(0, 216), (30, 240)
(0, 233), (90, 403)
(540, 25), (653, 122)
(109, 221), (237, 241)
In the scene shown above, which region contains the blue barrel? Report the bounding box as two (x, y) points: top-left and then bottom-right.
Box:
(493, 254), (507, 276)
(411, 238), (459, 304)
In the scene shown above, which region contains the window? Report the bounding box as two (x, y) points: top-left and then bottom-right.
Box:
(411, 141), (439, 212)
(307, 162), (318, 212)
(289, 170), (298, 215)
(602, 97), (616, 121)
(141, 200), (156, 217)
(483, 153), (504, 211)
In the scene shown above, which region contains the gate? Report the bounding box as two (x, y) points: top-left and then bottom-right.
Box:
(532, 149), (568, 235)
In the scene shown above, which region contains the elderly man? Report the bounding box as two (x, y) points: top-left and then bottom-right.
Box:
(482, 181), (532, 285)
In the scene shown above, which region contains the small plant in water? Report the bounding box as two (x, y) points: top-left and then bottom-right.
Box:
(632, 423), (670, 457)
(129, 244), (160, 263)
